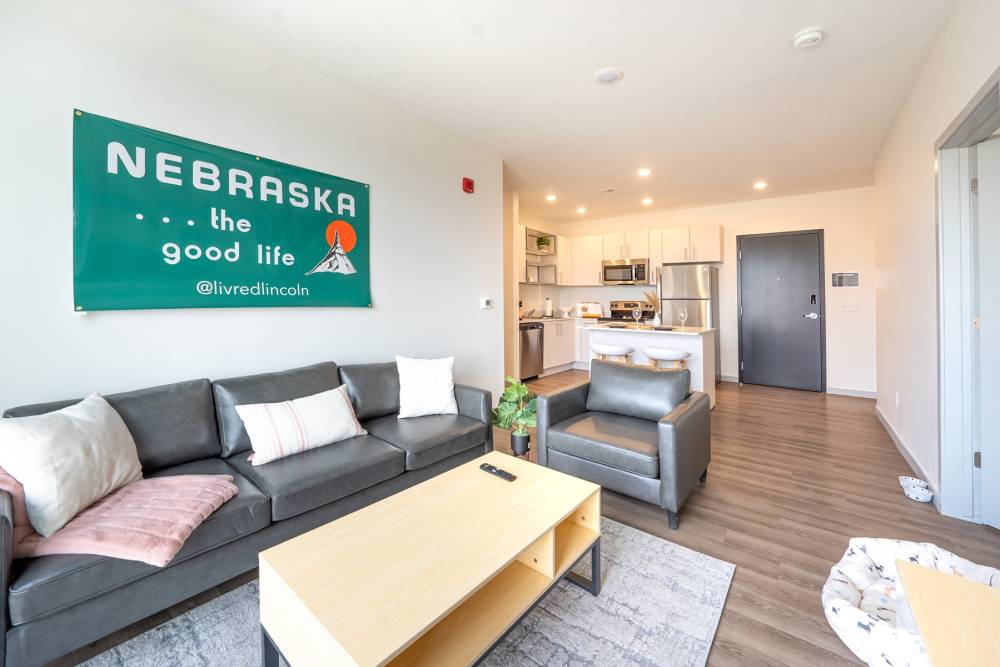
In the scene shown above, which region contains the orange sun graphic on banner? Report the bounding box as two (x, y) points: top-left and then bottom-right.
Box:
(325, 220), (357, 253)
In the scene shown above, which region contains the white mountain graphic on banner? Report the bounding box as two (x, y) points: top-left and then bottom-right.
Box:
(305, 229), (357, 276)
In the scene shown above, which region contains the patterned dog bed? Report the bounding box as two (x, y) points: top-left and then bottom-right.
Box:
(822, 538), (1000, 667)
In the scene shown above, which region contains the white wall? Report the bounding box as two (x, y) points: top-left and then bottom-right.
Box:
(873, 0), (1000, 487)
(0, 1), (504, 408)
(555, 187), (878, 394)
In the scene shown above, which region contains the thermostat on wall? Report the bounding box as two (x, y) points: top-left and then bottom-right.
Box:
(832, 272), (860, 288)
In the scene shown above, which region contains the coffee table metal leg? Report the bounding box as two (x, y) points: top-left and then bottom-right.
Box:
(565, 537), (601, 596)
(261, 627), (280, 667)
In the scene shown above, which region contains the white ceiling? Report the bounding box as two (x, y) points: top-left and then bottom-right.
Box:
(171, 0), (956, 222)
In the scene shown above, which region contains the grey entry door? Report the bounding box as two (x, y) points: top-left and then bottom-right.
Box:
(738, 230), (825, 391)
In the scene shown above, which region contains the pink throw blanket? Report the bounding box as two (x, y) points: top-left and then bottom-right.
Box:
(0, 469), (238, 567)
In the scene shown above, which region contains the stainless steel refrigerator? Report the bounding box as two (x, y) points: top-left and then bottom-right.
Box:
(660, 264), (720, 383)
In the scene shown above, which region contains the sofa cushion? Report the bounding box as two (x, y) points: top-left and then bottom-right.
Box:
(226, 434), (404, 520)
(586, 360), (690, 422)
(546, 411), (660, 478)
(6, 458), (270, 626)
(364, 414), (488, 471)
(3, 379), (221, 473)
(338, 362), (400, 420)
(213, 362), (340, 457)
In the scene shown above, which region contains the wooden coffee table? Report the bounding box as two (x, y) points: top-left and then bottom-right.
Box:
(259, 451), (601, 666)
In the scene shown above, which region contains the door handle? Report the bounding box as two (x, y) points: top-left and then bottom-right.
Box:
(802, 312), (819, 319)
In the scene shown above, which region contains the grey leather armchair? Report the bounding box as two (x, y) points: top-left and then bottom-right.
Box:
(537, 360), (711, 530)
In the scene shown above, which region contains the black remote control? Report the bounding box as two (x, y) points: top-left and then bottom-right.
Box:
(480, 463), (516, 482)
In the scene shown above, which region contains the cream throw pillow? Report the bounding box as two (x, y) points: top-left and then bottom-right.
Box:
(0, 394), (143, 537)
(235, 385), (366, 466)
(395, 355), (458, 418)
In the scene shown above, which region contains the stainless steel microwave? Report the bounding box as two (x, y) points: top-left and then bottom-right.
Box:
(602, 259), (648, 285)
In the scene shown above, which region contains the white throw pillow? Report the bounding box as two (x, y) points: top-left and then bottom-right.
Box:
(0, 394), (143, 537)
(235, 385), (366, 466)
(396, 355), (458, 418)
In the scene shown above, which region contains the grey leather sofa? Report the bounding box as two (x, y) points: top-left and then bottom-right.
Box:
(537, 360), (710, 530)
(0, 361), (492, 667)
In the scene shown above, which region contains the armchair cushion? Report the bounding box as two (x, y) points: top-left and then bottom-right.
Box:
(546, 411), (659, 478)
(586, 361), (690, 422)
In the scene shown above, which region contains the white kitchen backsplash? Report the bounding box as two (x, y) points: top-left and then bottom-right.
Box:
(519, 284), (654, 316)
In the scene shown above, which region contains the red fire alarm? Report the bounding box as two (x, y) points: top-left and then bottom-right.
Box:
(462, 177), (475, 194)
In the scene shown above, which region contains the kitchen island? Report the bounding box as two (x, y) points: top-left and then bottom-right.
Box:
(579, 323), (717, 407)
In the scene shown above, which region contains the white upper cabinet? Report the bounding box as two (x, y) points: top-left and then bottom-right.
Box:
(602, 232), (626, 260)
(556, 235), (572, 285)
(688, 223), (723, 262)
(661, 227), (691, 263)
(647, 229), (662, 284)
(625, 230), (649, 259)
(571, 235), (604, 285)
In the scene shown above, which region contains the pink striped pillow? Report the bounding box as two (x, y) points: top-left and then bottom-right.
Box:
(235, 385), (366, 466)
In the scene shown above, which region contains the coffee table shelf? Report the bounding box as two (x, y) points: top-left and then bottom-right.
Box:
(388, 518), (599, 666)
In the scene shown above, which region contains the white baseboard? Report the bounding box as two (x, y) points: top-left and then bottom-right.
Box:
(540, 363), (577, 377)
(720, 375), (739, 383)
(875, 405), (941, 512)
(827, 386), (878, 399)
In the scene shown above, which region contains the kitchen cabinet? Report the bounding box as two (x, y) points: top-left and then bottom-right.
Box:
(689, 223), (723, 262)
(648, 229), (662, 284)
(571, 235), (603, 285)
(556, 235), (572, 285)
(602, 231), (648, 260)
(625, 230), (649, 259)
(661, 227), (690, 263)
(542, 320), (575, 368)
(602, 232), (626, 260)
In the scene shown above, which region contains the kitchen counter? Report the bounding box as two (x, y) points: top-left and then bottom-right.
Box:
(579, 323), (714, 336)
(519, 317), (578, 324)
(582, 324), (717, 407)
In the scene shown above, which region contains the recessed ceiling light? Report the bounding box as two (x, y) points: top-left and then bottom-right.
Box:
(642, 197), (653, 205)
(792, 28), (824, 50)
(637, 167), (651, 177)
(592, 67), (624, 85)
(576, 207), (587, 214)
(597, 187), (616, 194)
(753, 180), (768, 191)
(545, 194), (557, 202)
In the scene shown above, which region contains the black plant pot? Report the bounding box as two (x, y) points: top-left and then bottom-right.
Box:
(510, 432), (531, 457)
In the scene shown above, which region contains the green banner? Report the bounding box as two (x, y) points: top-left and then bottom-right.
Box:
(73, 110), (371, 310)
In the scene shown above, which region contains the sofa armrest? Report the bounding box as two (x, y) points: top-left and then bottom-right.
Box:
(657, 392), (711, 512)
(454, 384), (493, 452)
(454, 384), (491, 423)
(536, 382), (590, 467)
(1, 489), (13, 654)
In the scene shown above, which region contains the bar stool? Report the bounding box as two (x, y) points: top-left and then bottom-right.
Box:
(644, 347), (690, 369)
(591, 343), (634, 365)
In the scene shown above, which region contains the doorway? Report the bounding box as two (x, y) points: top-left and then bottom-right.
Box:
(737, 230), (826, 392)
(936, 66), (1000, 527)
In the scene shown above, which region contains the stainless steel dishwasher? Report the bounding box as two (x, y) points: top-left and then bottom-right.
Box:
(519, 322), (543, 381)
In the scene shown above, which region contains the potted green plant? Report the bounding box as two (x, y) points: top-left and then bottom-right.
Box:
(535, 236), (552, 251)
(491, 376), (537, 457)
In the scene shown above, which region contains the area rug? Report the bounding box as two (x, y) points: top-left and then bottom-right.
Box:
(82, 518), (734, 667)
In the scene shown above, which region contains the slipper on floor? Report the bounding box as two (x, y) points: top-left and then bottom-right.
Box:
(898, 475), (928, 489)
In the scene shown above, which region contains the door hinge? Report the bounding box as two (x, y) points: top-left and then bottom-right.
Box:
(975, 451), (982, 468)
(738, 250), (742, 260)
(971, 178), (979, 195)
(739, 306), (743, 316)
(973, 316), (981, 331)
(740, 361), (744, 371)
